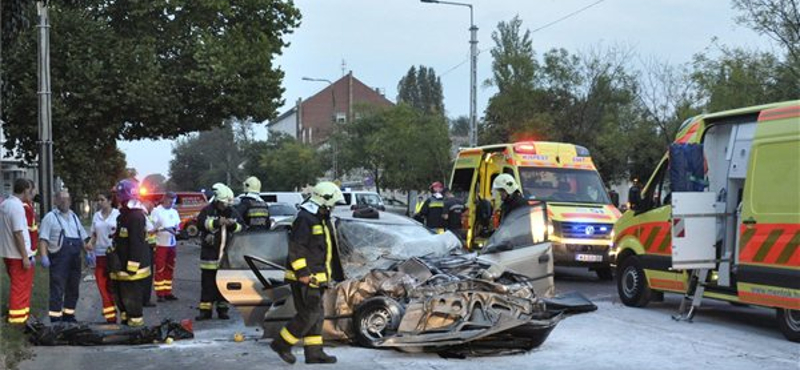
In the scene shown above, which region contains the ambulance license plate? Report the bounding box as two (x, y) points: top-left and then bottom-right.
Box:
(575, 254), (603, 262)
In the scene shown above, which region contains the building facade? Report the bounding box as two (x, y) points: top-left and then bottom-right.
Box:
(267, 71), (394, 145)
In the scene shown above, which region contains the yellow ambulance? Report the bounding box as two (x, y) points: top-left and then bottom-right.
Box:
(612, 100), (800, 341)
(449, 141), (621, 280)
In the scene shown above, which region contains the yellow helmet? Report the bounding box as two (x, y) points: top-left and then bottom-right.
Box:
(492, 174), (519, 194)
(243, 176), (261, 193)
(212, 183), (235, 205)
(310, 181), (344, 208)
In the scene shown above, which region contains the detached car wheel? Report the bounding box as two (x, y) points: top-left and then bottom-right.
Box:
(353, 297), (404, 348)
(184, 222), (200, 239)
(617, 255), (652, 307)
(777, 308), (800, 342)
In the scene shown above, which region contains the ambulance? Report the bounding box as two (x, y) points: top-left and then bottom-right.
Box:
(449, 141), (621, 280)
(612, 100), (800, 341)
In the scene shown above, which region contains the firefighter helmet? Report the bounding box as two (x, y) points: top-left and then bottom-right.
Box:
(243, 176), (262, 193)
(212, 183), (235, 205)
(310, 182), (344, 208)
(492, 174), (519, 194)
(115, 179), (139, 204)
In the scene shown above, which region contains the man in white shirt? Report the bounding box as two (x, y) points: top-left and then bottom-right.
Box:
(38, 190), (89, 323)
(0, 179), (35, 325)
(151, 192), (181, 301)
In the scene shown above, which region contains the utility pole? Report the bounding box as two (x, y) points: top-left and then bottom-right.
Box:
(421, 0), (478, 146)
(37, 1), (54, 216)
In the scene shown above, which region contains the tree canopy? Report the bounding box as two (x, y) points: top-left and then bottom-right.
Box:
(1, 0), (300, 199)
(397, 65), (445, 116)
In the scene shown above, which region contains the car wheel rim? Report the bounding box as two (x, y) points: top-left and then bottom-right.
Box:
(622, 266), (639, 298)
(786, 309), (800, 332)
(361, 308), (391, 340)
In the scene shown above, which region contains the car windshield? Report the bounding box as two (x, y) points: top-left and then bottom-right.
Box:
(518, 167), (611, 204)
(336, 218), (461, 278)
(269, 203), (297, 216)
(355, 193), (382, 206)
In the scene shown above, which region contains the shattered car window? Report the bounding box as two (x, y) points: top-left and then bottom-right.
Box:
(221, 230), (289, 270)
(483, 203), (548, 253)
(336, 218), (462, 278)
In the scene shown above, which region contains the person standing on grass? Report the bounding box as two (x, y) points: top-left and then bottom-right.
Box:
(0, 179), (36, 326)
(87, 192), (120, 323)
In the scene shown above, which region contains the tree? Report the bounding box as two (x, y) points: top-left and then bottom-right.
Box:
(242, 133), (323, 192)
(397, 65), (444, 115)
(450, 115), (470, 137)
(1, 1), (300, 200)
(141, 173), (167, 193)
(168, 124), (242, 191)
(333, 104), (451, 192)
(733, 0), (800, 78)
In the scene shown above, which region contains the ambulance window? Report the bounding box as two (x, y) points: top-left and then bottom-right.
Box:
(642, 160), (670, 210)
(750, 141), (799, 215)
(450, 169), (474, 200)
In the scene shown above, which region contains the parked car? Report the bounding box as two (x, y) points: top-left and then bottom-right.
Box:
(215, 203), (562, 355)
(338, 191), (386, 210)
(259, 192), (305, 207)
(382, 197), (409, 216)
(267, 202), (297, 229)
(140, 191), (208, 239)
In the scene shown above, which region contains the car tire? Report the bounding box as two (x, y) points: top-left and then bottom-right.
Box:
(353, 297), (404, 348)
(185, 221), (200, 239)
(596, 267), (613, 281)
(617, 255), (652, 307)
(777, 308), (800, 342)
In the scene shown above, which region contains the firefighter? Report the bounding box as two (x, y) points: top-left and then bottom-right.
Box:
(443, 188), (465, 238)
(270, 182), (343, 365)
(235, 176), (271, 230)
(142, 200), (157, 307)
(107, 179), (151, 327)
(413, 182), (447, 233)
(196, 183), (243, 321)
(493, 174), (527, 223)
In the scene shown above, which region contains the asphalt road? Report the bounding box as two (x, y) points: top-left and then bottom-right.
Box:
(19, 243), (800, 370)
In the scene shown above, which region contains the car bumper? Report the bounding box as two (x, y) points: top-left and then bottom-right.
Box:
(552, 242), (613, 268)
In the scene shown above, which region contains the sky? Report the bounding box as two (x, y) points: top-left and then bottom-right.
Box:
(118, 0), (778, 180)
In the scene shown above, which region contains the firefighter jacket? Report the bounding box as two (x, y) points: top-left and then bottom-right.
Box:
(414, 194), (447, 230)
(236, 193), (271, 230)
(285, 203), (344, 286)
(197, 203), (243, 270)
(444, 197), (465, 231)
(500, 191), (528, 223)
(108, 205), (151, 281)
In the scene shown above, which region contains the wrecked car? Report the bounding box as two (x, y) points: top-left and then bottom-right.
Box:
(216, 204), (585, 355)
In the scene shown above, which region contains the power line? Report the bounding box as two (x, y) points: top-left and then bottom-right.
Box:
(530, 0), (607, 34)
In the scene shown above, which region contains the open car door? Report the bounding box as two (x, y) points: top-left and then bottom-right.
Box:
(479, 203), (554, 297)
(216, 230), (292, 326)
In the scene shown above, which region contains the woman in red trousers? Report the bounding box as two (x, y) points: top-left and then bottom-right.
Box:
(88, 192), (120, 323)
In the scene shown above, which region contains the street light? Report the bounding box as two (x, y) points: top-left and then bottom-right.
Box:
(421, 0), (478, 147)
(301, 76), (339, 179)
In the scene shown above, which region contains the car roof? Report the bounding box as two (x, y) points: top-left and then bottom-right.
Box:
(332, 208), (419, 226)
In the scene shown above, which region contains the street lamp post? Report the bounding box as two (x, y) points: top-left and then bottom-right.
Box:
(37, 1), (54, 216)
(301, 77), (338, 179)
(421, 0), (478, 147)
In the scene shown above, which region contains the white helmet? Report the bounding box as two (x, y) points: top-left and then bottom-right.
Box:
(492, 174), (520, 195)
(243, 176), (261, 193)
(310, 181), (344, 208)
(212, 183), (235, 205)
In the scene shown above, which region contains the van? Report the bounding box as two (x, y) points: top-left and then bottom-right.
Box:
(338, 191), (386, 210)
(259, 192), (305, 207)
(612, 100), (800, 341)
(450, 141), (621, 279)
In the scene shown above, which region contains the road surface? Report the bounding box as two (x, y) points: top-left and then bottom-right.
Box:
(20, 242), (800, 370)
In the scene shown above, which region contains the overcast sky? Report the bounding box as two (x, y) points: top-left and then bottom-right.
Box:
(118, 0), (777, 181)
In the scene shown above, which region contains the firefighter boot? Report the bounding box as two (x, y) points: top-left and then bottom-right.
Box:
(269, 338), (297, 365)
(195, 309), (212, 321)
(217, 304), (230, 320)
(305, 346), (337, 364)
